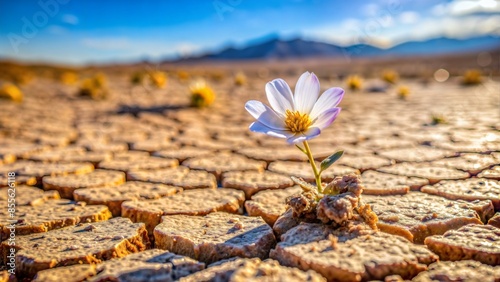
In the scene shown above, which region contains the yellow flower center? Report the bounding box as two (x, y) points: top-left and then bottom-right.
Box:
(284, 110), (312, 133)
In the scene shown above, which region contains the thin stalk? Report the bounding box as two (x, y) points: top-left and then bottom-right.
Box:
(295, 144), (307, 154)
(302, 140), (322, 193)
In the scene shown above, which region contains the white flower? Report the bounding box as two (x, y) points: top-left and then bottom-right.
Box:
(245, 71), (344, 144)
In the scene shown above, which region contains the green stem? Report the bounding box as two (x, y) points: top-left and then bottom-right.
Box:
(295, 144), (307, 154)
(302, 140), (322, 194)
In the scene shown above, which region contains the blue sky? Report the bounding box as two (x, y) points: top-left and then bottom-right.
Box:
(1, 0), (499, 65)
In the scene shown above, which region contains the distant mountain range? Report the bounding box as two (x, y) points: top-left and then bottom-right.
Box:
(175, 35), (500, 62)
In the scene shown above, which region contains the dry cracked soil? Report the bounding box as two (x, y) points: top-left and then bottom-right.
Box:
(0, 71), (499, 282)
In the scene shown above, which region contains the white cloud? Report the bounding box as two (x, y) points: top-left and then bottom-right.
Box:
(432, 0), (500, 16)
(382, 14), (500, 46)
(304, 19), (361, 46)
(341, 18), (362, 29)
(46, 25), (67, 35)
(413, 14), (500, 39)
(304, 9), (402, 46)
(305, 13), (500, 48)
(399, 11), (420, 24)
(174, 43), (201, 56)
(62, 14), (79, 25)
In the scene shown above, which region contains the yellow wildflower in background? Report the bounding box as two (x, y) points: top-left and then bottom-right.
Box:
(397, 85), (410, 100)
(78, 73), (109, 100)
(234, 72), (247, 86)
(462, 69), (482, 85)
(60, 72), (78, 85)
(149, 71), (167, 88)
(190, 80), (215, 108)
(346, 75), (362, 91)
(431, 114), (447, 125)
(382, 70), (399, 84)
(93, 73), (107, 88)
(0, 83), (23, 103)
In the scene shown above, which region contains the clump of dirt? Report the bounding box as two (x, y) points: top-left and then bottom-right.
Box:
(286, 174), (378, 229)
(317, 192), (359, 224)
(286, 191), (317, 220)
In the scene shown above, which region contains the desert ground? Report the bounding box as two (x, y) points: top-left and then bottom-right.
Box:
(0, 58), (499, 281)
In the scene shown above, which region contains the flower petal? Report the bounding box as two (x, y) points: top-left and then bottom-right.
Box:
(286, 127), (321, 144)
(309, 87), (345, 120)
(265, 79), (294, 116)
(294, 72), (320, 114)
(312, 108), (341, 130)
(249, 121), (293, 139)
(245, 100), (285, 130)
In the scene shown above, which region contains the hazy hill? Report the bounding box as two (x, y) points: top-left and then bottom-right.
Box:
(176, 35), (500, 61)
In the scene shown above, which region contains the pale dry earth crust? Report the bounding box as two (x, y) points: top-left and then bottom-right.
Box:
(98, 156), (179, 173)
(268, 160), (359, 182)
(0, 143), (48, 159)
(421, 178), (500, 210)
(153, 146), (215, 162)
(6, 161), (95, 186)
(478, 165), (500, 180)
(431, 153), (500, 175)
(488, 213), (500, 228)
(270, 223), (438, 281)
(130, 138), (177, 152)
(245, 186), (302, 226)
(360, 170), (428, 195)
(272, 208), (305, 239)
(363, 192), (494, 243)
(33, 264), (98, 282)
(237, 147), (310, 162)
(25, 147), (87, 162)
(221, 170), (294, 198)
(424, 224), (500, 266)
(42, 169), (126, 199)
(122, 188), (245, 234)
(0, 217), (149, 278)
(29, 150), (113, 165)
(0, 185), (60, 206)
(73, 181), (182, 216)
(113, 150), (151, 160)
(0, 174), (37, 187)
(357, 138), (416, 150)
(127, 166), (217, 189)
(377, 162), (470, 184)
(376, 147), (456, 162)
(336, 154), (394, 172)
(0, 199), (111, 240)
(411, 260), (500, 282)
(154, 212), (276, 264)
(182, 152), (266, 181)
(179, 258), (326, 282)
(33, 249), (205, 282)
